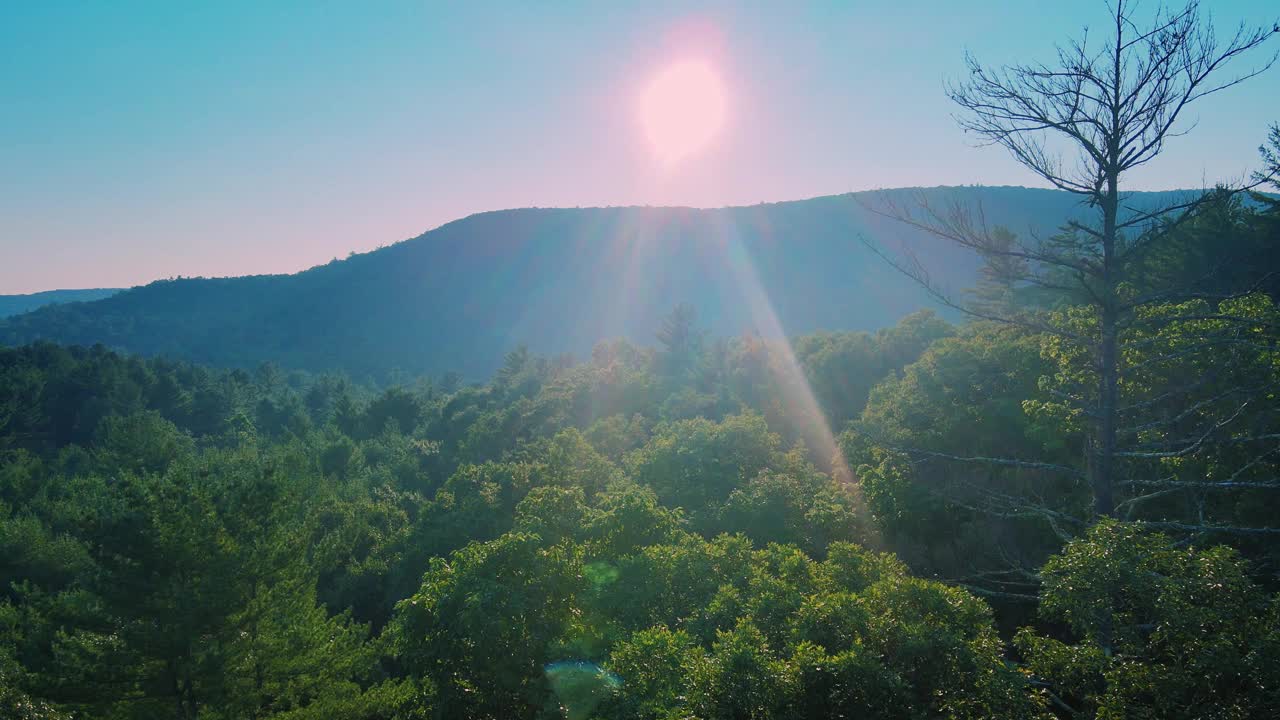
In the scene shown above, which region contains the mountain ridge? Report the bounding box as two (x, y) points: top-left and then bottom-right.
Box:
(0, 288), (122, 319)
(0, 186), (1219, 378)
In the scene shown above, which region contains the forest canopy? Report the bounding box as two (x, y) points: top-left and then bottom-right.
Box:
(4, 2), (1280, 718)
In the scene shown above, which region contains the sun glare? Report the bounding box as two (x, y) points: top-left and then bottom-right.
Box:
(639, 60), (726, 166)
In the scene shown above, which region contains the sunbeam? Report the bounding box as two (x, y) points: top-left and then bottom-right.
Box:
(703, 210), (883, 547)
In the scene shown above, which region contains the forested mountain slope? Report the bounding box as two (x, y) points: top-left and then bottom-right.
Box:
(0, 187), (1204, 378)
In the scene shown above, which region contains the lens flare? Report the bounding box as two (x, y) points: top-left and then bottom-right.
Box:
(545, 661), (622, 720)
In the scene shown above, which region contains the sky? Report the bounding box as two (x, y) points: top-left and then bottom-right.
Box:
(2, 0), (1277, 294)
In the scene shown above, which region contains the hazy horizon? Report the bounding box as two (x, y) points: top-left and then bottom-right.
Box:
(3, 0), (1277, 293)
(0, 183), (1239, 295)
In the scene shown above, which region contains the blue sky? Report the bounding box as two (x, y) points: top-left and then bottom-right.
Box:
(2, 0), (1277, 293)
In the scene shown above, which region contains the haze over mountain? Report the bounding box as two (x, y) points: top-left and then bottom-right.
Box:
(0, 288), (121, 319)
(0, 186), (1204, 378)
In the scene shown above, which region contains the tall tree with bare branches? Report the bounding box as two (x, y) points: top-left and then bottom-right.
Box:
(861, 1), (1279, 534)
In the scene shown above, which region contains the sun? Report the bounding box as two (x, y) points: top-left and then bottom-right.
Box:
(639, 60), (726, 166)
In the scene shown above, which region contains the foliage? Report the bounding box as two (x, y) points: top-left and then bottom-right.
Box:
(849, 322), (1083, 584)
(1017, 520), (1280, 719)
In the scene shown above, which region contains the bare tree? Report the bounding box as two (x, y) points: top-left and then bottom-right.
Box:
(860, 1), (1278, 533)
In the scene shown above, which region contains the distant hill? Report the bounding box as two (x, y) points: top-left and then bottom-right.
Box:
(0, 288), (122, 319)
(0, 187), (1202, 378)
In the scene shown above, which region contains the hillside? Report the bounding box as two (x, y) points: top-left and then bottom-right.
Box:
(0, 288), (121, 319)
(0, 186), (1197, 378)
